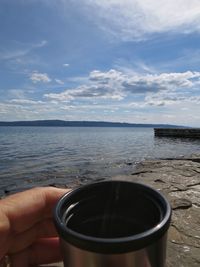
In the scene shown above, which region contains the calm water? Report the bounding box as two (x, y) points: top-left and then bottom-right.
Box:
(0, 127), (200, 194)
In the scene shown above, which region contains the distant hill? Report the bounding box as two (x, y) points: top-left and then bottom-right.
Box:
(0, 120), (184, 128)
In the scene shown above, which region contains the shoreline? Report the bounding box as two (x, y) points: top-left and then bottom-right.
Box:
(1, 154), (200, 266)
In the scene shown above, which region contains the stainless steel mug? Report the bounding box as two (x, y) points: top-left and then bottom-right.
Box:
(54, 181), (171, 267)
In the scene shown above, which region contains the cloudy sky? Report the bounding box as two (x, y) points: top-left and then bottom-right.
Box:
(1, 0), (200, 126)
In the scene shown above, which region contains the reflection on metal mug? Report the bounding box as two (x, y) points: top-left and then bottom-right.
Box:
(54, 181), (171, 267)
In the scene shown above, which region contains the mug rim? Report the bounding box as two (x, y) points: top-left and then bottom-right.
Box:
(54, 180), (171, 254)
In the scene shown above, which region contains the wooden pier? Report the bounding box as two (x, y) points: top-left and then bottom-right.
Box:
(154, 128), (200, 138)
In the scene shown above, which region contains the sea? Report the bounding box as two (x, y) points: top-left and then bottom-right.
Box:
(0, 126), (200, 195)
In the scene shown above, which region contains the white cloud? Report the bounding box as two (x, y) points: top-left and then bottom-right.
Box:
(36, 40), (47, 48)
(0, 40), (47, 60)
(145, 92), (200, 107)
(2, 66), (199, 125)
(44, 69), (200, 102)
(55, 79), (64, 85)
(8, 89), (26, 99)
(122, 71), (200, 94)
(79, 0), (200, 40)
(9, 99), (45, 105)
(30, 71), (51, 83)
(45, 83), (125, 102)
(0, 98), (199, 126)
(63, 63), (70, 67)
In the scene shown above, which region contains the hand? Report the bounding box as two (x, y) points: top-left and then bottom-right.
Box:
(0, 187), (70, 267)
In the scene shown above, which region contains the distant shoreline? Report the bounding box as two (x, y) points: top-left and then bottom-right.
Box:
(0, 120), (183, 128)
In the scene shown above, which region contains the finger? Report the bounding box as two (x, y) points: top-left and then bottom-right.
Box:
(32, 238), (63, 265)
(0, 187), (69, 258)
(1, 187), (70, 234)
(9, 219), (58, 253)
(10, 238), (62, 267)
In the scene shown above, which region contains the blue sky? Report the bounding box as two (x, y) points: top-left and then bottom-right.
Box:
(0, 0), (200, 126)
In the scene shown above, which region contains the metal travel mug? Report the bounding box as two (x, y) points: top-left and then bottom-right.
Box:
(54, 181), (171, 267)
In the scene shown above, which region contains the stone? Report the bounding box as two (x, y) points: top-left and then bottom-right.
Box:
(171, 198), (192, 210)
(113, 155), (200, 267)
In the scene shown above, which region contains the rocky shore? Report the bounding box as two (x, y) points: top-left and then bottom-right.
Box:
(1, 154), (199, 266)
(113, 154), (200, 267)
(46, 154), (200, 267)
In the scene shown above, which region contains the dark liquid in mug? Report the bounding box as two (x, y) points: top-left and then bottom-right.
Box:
(66, 214), (151, 238)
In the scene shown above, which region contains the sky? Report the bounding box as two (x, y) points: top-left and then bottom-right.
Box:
(0, 0), (200, 126)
